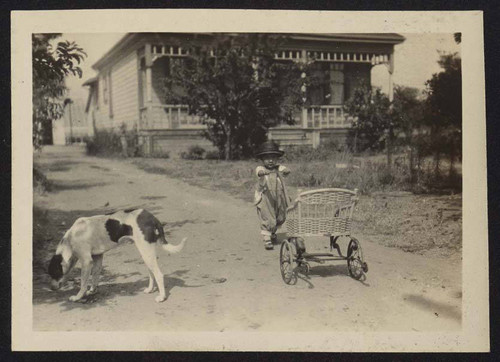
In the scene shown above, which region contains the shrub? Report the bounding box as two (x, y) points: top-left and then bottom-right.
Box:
(33, 166), (51, 194)
(205, 150), (221, 160)
(85, 130), (123, 156)
(85, 128), (140, 157)
(150, 151), (170, 159)
(180, 145), (206, 160)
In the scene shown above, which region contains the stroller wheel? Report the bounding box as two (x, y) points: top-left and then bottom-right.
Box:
(347, 238), (365, 280)
(280, 240), (298, 285)
(298, 261), (310, 274)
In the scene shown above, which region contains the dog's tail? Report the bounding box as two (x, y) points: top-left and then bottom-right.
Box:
(155, 219), (187, 254)
(161, 237), (188, 254)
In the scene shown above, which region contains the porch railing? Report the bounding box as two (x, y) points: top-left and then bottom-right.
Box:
(139, 104), (353, 130)
(140, 104), (205, 130)
(306, 105), (354, 128)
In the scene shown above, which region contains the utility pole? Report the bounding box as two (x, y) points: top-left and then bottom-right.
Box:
(68, 100), (73, 144)
(387, 53), (395, 170)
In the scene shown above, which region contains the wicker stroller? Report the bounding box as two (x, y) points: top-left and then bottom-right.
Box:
(280, 188), (368, 284)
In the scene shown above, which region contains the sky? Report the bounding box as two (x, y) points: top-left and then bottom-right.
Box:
(60, 33), (461, 104)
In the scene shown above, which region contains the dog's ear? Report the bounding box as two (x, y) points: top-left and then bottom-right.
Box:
(48, 254), (63, 280)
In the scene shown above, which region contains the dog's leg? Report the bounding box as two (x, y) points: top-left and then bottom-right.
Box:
(133, 241), (156, 294)
(140, 245), (166, 303)
(87, 254), (103, 295)
(143, 269), (157, 294)
(69, 257), (93, 302)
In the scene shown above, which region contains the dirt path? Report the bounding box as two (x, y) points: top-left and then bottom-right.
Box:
(33, 146), (462, 332)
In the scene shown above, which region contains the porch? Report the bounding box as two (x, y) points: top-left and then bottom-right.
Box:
(138, 103), (354, 151)
(134, 33), (399, 155)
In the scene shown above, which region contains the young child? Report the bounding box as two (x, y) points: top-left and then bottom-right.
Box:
(254, 141), (291, 250)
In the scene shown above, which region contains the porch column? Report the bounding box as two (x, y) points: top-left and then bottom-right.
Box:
(300, 49), (308, 129)
(145, 43), (154, 138)
(387, 52), (395, 169)
(143, 43), (154, 155)
(301, 106), (308, 128)
(145, 43), (153, 103)
(388, 52), (394, 102)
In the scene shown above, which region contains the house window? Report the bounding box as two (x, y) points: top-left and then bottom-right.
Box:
(103, 74), (108, 105)
(158, 57), (187, 103)
(102, 71), (113, 117)
(328, 63), (344, 105)
(344, 63), (371, 101)
(309, 63), (332, 105)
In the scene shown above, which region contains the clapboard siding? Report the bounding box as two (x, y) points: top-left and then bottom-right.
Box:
(111, 51), (139, 130)
(93, 51), (138, 131)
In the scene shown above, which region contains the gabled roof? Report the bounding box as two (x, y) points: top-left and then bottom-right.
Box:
(82, 76), (98, 86)
(92, 33), (140, 71)
(92, 32), (405, 71)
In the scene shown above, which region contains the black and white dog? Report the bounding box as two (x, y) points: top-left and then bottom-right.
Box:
(48, 208), (187, 303)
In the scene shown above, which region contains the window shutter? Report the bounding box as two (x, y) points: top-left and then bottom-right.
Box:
(109, 70), (113, 117)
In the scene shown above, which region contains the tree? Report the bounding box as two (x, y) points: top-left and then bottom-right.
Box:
(164, 34), (306, 160)
(424, 52), (462, 178)
(344, 86), (392, 153)
(345, 85), (427, 176)
(391, 85), (425, 181)
(32, 34), (86, 148)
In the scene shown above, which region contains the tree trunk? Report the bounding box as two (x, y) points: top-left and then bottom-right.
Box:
(224, 126), (232, 160)
(409, 142), (415, 184)
(449, 144), (455, 180)
(386, 127), (393, 171)
(353, 130), (358, 154)
(431, 125), (440, 180)
(434, 150), (441, 180)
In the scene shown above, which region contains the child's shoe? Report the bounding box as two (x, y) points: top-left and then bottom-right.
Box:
(265, 241), (274, 250)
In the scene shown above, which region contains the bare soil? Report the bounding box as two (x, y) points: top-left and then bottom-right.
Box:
(33, 145), (462, 332)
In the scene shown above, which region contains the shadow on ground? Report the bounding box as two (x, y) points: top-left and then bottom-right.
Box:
(140, 195), (167, 200)
(403, 293), (461, 321)
(162, 219), (217, 234)
(308, 264), (350, 278)
(33, 266), (203, 311)
(46, 160), (80, 172)
(50, 181), (110, 192)
(89, 165), (111, 172)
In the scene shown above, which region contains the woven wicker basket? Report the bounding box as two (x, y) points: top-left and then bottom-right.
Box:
(286, 188), (358, 237)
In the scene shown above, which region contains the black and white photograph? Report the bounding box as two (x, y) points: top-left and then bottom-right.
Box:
(11, 10), (488, 352)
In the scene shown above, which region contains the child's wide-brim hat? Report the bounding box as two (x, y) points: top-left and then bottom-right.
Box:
(255, 141), (284, 158)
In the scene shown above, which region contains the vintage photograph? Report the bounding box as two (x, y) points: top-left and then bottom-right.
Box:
(12, 10), (488, 351)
